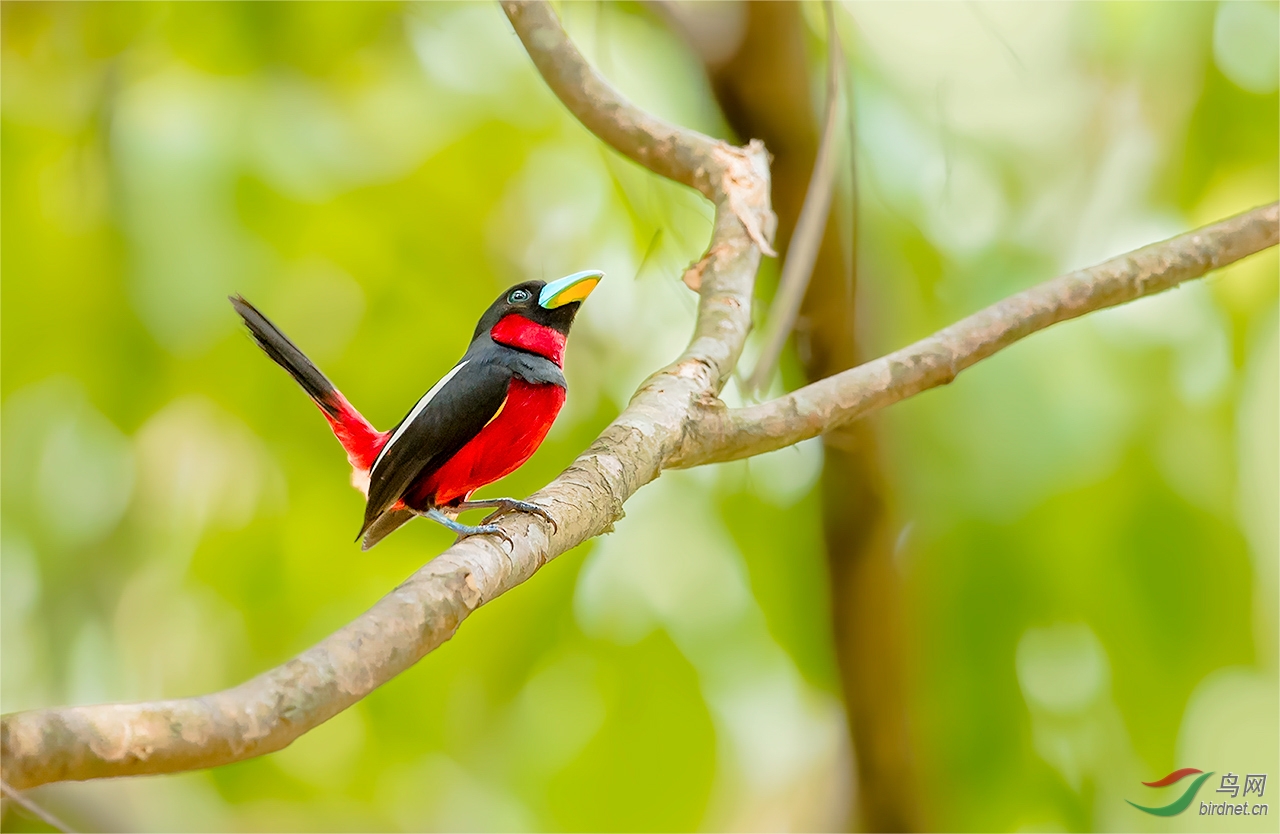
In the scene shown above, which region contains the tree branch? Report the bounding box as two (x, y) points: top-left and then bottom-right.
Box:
(500, 1), (776, 260)
(0, 0), (774, 791)
(672, 202), (1279, 468)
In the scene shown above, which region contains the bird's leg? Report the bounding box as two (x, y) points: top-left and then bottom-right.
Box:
(420, 507), (513, 549)
(454, 497), (557, 532)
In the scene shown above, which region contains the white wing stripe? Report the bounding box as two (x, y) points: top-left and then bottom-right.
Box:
(371, 360), (469, 474)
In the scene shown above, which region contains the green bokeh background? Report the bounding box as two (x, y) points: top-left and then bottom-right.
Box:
(2, 2), (1276, 831)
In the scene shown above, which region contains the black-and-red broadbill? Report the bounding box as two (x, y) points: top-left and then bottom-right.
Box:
(230, 270), (602, 549)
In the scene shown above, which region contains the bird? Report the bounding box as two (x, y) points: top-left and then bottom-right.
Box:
(229, 270), (602, 550)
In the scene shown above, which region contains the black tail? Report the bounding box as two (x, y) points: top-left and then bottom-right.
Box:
(229, 295), (342, 419)
(361, 508), (415, 550)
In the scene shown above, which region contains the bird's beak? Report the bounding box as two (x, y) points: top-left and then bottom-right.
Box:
(539, 270), (603, 309)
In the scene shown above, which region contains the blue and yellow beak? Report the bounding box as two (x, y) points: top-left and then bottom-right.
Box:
(539, 270), (603, 309)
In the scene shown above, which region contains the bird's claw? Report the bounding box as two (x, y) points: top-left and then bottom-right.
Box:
(454, 523), (514, 551)
(482, 500), (557, 533)
(423, 506), (515, 550)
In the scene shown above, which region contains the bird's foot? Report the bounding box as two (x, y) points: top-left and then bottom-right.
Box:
(455, 498), (557, 532)
(422, 507), (514, 550)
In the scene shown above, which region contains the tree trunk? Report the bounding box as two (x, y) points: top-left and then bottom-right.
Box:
(691, 3), (919, 829)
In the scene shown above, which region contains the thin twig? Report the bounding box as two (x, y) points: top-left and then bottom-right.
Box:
(745, 0), (844, 395)
(840, 9), (859, 333)
(0, 779), (75, 833)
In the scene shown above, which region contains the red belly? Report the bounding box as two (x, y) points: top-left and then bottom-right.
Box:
(409, 378), (565, 508)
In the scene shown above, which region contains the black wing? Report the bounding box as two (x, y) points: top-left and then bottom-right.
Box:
(359, 358), (512, 538)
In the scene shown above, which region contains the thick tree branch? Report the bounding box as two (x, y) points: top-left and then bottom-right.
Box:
(0, 0), (774, 791)
(672, 202), (1279, 468)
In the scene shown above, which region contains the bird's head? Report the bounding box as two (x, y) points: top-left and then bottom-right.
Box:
(476, 270), (602, 364)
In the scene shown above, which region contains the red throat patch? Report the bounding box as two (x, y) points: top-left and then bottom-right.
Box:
(489, 314), (567, 365)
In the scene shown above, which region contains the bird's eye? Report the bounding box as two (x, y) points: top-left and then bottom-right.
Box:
(508, 288), (532, 304)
